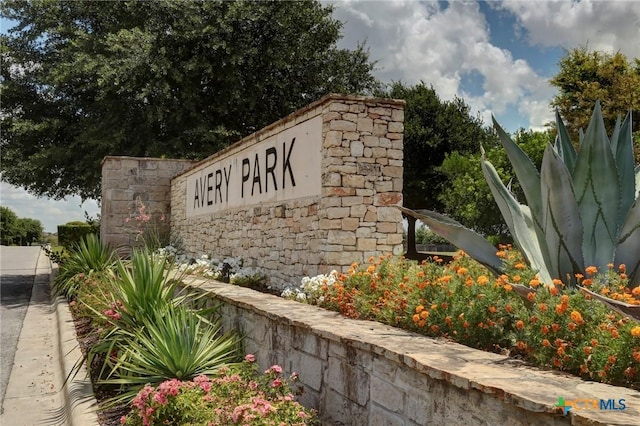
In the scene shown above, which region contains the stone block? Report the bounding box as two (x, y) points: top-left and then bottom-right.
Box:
(330, 120), (357, 132)
(326, 207), (351, 219)
(373, 123), (388, 136)
(357, 238), (377, 251)
(382, 165), (403, 178)
(387, 148), (403, 160)
(324, 130), (343, 147)
(350, 141), (365, 157)
(343, 174), (365, 188)
(377, 206), (401, 222)
(341, 217), (360, 231)
(344, 131), (360, 140)
(369, 107), (391, 117)
(328, 230), (356, 245)
(350, 204), (368, 218)
(357, 117), (374, 133)
(328, 102), (350, 112)
(388, 121), (404, 133)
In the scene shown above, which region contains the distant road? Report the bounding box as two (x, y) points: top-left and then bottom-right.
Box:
(0, 246), (42, 412)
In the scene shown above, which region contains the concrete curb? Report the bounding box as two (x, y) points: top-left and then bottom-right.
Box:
(52, 265), (100, 426)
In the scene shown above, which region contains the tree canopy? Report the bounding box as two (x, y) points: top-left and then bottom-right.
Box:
(550, 46), (640, 144)
(383, 82), (495, 212)
(0, 206), (43, 245)
(1, 0), (379, 199)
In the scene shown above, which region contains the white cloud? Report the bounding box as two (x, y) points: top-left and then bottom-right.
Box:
(496, 1), (640, 58)
(0, 182), (100, 233)
(330, 0), (555, 130)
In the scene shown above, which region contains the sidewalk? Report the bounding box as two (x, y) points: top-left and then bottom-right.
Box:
(1, 250), (98, 426)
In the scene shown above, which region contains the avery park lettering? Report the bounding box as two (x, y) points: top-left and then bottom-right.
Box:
(186, 116), (322, 217)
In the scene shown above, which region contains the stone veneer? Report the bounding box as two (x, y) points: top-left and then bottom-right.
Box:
(171, 94), (405, 289)
(187, 278), (640, 426)
(101, 157), (196, 249)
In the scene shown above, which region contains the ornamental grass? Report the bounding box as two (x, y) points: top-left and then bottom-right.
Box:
(287, 246), (640, 390)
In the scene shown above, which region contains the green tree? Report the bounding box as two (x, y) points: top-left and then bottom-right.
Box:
(1, 206), (19, 245)
(17, 218), (43, 245)
(550, 46), (640, 146)
(381, 82), (496, 256)
(438, 129), (551, 241)
(1, 0), (379, 199)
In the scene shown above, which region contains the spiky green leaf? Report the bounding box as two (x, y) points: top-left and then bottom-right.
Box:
(398, 206), (503, 275)
(554, 109), (577, 174)
(540, 144), (585, 283)
(481, 157), (553, 285)
(614, 112), (635, 226)
(615, 198), (640, 288)
(571, 101), (619, 271)
(492, 116), (543, 225)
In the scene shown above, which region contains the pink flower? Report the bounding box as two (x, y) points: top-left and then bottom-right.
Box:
(271, 378), (283, 387)
(152, 392), (168, 406)
(298, 411), (308, 419)
(245, 354), (255, 363)
(120, 415), (127, 425)
(265, 365), (283, 374)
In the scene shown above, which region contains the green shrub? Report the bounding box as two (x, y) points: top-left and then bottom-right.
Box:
(58, 221), (100, 250)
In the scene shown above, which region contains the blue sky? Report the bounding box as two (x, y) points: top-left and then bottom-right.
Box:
(2, 0), (640, 233)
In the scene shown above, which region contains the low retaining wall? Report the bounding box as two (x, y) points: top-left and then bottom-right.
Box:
(187, 278), (639, 426)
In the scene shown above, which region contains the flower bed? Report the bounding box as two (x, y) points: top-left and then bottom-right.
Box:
(283, 247), (640, 391)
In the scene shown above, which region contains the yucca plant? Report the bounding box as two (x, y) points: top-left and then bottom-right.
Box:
(402, 101), (640, 292)
(98, 303), (242, 405)
(53, 233), (115, 298)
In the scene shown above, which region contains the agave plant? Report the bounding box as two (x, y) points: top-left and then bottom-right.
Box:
(401, 101), (640, 290)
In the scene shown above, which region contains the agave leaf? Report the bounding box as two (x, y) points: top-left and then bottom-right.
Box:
(579, 286), (640, 322)
(636, 165), (640, 199)
(615, 198), (640, 288)
(540, 143), (585, 282)
(492, 116), (543, 226)
(614, 112), (635, 228)
(572, 101), (619, 271)
(398, 206), (503, 276)
(481, 157), (554, 285)
(554, 109), (577, 174)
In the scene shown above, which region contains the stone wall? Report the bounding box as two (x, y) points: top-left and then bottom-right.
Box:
(171, 94), (405, 289)
(101, 157), (196, 250)
(188, 279), (638, 426)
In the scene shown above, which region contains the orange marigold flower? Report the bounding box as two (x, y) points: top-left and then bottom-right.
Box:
(456, 267), (468, 276)
(496, 250), (506, 258)
(514, 263), (526, 270)
(568, 322), (577, 331)
(553, 358), (562, 367)
(550, 286), (559, 296)
(504, 284), (513, 292)
(607, 263), (614, 269)
(557, 346), (565, 356)
(463, 321), (470, 329)
(517, 341), (526, 350)
(489, 306), (497, 314)
(477, 275), (489, 285)
(527, 292), (536, 302)
(420, 310), (429, 320)
(441, 302), (448, 309)
(431, 304), (438, 310)
(542, 339), (551, 347)
(561, 295), (569, 305)
(601, 287), (611, 295)
(574, 273), (584, 280)
(538, 303), (548, 312)
(554, 338), (563, 347)
(555, 304), (567, 315)
(418, 320), (426, 327)
(529, 316), (538, 324)
(632, 287), (640, 297)
(619, 264), (627, 273)
(552, 279), (564, 287)
(512, 275), (521, 282)
(611, 329), (619, 339)
(583, 346), (592, 355)
(552, 323), (560, 332)
(608, 355), (617, 364)
(582, 279), (593, 287)
(505, 304), (513, 313)
(591, 339), (599, 347)
(541, 325), (550, 334)
(415, 305), (424, 313)
(633, 352), (640, 362)
(620, 273), (628, 280)
(585, 266), (598, 275)
(412, 314), (420, 323)
(631, 326), (640, 338)
(570, 310), (584, 325)
(366, 265), (376, 274)
(430, 324), (439, 333)
(529, 279), (540, 288)
(516, 320), (524, 330)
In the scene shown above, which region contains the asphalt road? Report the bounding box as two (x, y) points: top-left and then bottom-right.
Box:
(0, 245), (42, 412)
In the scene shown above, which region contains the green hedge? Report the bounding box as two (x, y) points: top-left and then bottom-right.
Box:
(57, 221), (100, 249)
